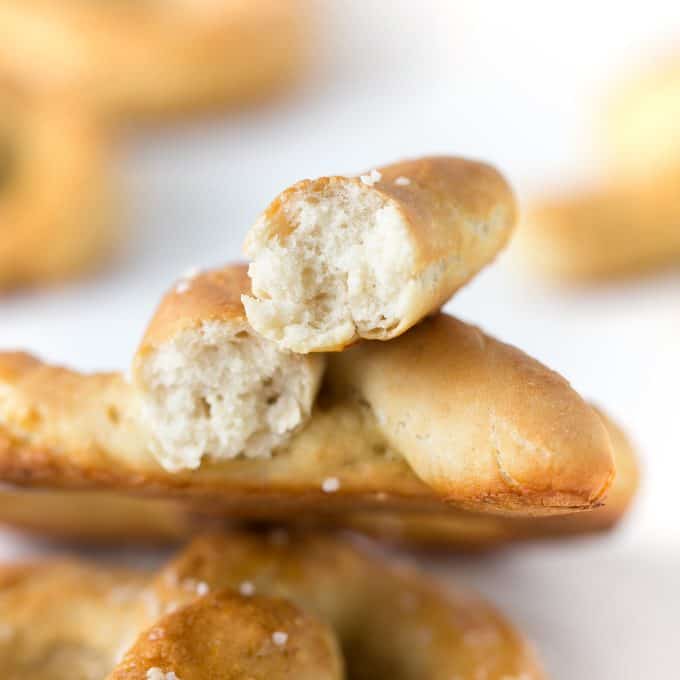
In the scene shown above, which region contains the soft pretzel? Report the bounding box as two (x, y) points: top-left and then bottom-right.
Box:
(0, 532), (545, 678)
(243, 156), (516, 352)
(0, 405), (637, 548)
(0, 303), (613, 515)
(340, 407), (639, 549)
(0, 86), (113, 291)
(515, 53), (680, 281)
(514, 169), (680, 281)
(0, 550), (340, 680)
(142, 532), (544, 679)
(0, 0), (308, 122)
(132, 265), (324, 471)
(110, 591), (342, 680)
(326, 314), (614, 509)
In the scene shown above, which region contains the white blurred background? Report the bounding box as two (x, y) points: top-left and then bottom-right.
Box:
(2, 2), (679, 677)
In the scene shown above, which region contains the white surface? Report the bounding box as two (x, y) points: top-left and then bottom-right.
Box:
(1, 2), (679, 678)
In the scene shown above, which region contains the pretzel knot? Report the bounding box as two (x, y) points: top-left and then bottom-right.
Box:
(0, 532), (544, 679)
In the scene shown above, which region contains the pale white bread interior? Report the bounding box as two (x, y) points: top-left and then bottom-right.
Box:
(132, 265), (324, 471)
(243, 156), (516, 353)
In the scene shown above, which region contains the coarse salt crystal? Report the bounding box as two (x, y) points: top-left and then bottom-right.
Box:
(146, 669), (181, 680)
(181, 266), (201, 280)
(195, 581), (209, 596)
(239, 581), (255, 596)
(394, 176), (411, 186)
(272, 631), (288, 646)
(175, 280), (190, 294)
(322, 477), (340, 493)
(360, 169), (382, 186)
(147, 627), (164, 641)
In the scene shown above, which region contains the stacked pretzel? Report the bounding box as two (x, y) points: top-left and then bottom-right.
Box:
(0, 156), (640, 676)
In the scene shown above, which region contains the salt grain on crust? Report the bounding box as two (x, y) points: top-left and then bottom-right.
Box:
(322, 477), (340, 493)
(146, 669), (181, 680)
(181, 266), (201, 280)
(394, 176), (411, 186)
(239, 581), (256, 597)
(196, 581), (209, 596)
(272, 631), (288, 646)
(147, 627), (165, 641)
(359, 169), (382, 186)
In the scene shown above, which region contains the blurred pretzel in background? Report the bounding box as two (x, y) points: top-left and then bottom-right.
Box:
(0, 0), (310, 123)
(0, 82), (114, 292)
(0, 1), (311, 291)
(515, 50), (680, 282)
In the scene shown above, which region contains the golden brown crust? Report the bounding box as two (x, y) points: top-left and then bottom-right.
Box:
(327, 314), (615, 511)
(341, 406), (639, 549)
(0, 312), (615, 516)
(146, 532), (545, 679)
(264, 156), (516, 271)
(136, 265), (251, 356)
(514, 169), (680, 281)
(0, 87), (114, 291)
(110, 591), (342, 680)
(0, 0), (309, 122)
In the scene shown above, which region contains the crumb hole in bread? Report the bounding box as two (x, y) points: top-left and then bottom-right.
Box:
(197, 397), (212, 418)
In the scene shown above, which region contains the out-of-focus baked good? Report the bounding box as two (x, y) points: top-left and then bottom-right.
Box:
(0, 0), (309, 122)
(515, 168), (680, 281)
(515, 52), (680, 282)
(0, 86), (113, 291)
